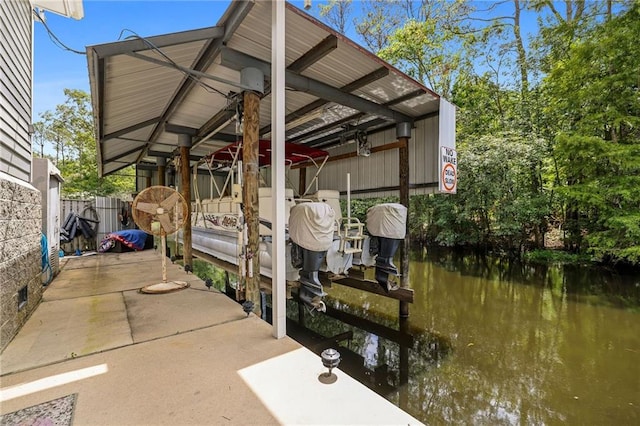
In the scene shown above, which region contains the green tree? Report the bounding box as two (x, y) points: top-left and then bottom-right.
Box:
(377, 0), (474, 97)
(318, 0), (353, 34)
(354, 0), (404, 53)
(36, 89), (135, 198)
(544, 3), (640, 263)
(423, 133), (550, 254)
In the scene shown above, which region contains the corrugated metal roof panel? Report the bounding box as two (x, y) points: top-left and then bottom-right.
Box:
(88, 0), (452, 179)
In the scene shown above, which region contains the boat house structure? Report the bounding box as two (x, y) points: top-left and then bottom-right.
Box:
(86, 0), (456, 338)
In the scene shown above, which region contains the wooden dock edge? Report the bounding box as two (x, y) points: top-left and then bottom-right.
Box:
(320, 272), (414, 303)
(193, 249), (413, 303)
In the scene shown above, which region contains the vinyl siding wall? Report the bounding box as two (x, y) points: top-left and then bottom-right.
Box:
(0, 0), (33, 182)
(315, 116), (440, 199)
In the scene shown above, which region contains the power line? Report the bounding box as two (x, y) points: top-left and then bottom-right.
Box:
(117, 29), (229, 99)
(32, 9), (86, 55)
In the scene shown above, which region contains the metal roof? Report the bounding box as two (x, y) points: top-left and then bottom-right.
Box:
(87, 0), (442, 177)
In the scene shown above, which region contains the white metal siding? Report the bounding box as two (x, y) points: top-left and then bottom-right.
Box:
(316, 116), (440, 199)
(48, 180), (61, 274)
(95, 196), (126, 243)
(0, 0), (32, 182)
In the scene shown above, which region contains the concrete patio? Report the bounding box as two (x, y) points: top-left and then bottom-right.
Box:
(0, 250), (422, 425)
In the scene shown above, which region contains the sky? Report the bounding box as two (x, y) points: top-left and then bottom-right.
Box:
(34, 1), (238, 119)
(32, 0), (540, 120)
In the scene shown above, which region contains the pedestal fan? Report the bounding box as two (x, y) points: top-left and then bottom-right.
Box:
(132, 185), (190, 293)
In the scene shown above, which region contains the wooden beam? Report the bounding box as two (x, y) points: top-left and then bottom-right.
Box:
(399, 136), (410, 318)
(192, 249), (272, 292)
(243, 90), (261, 314)
(180, 145), (192, 268)
(324, 305), (414, 347)
(292, 139), (407, 169)
(328, 275), (414, 303)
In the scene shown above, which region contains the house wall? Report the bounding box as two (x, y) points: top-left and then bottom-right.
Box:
(1, 0), (33, 181)
(0, 0), (42, 352)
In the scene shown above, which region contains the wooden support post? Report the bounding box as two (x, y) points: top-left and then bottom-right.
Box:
(398, 125), (411, 319)
(157, 156), (166, 187)
(179, 134), (192, 268)
(243, 89), (261, 315)
(145, 170), (152, 189)
(299, 167), (307, 196)
(399, 317), (410, 409)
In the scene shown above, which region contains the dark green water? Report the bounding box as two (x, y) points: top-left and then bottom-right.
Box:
(286, 249), (640, 425)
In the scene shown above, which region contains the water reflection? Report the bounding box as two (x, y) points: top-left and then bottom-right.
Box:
(283, 296), (452, 406)
(294, 249), (640, 425)
(196, 251), (639, 424)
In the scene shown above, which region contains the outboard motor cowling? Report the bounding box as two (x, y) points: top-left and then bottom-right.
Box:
(289, 202), (336, 312)
(366, 203), (407, 292)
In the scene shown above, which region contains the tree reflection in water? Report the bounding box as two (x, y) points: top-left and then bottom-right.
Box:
(271, 249), (639, 425)
(280, 295), (453, 414)
(195, 250), (639, 425)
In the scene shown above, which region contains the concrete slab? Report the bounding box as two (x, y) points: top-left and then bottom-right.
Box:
(124, 288), (246, 343)
(1, 318), (299, 425)
(239, 347), (423, 425)
(45, 251), (200, 301)
(0, 293), (133, 374)
(60, 251), (155, 270)
(1, 250), (424, 425)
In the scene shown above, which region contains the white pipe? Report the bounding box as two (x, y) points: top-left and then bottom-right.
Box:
(347, 172), (351, 220)
(271, 0), (287, 339)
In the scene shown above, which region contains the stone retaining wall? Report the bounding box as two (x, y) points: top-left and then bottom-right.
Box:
(0, 172), (43, 351)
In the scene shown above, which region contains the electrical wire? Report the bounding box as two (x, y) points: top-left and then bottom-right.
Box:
(33, 13), (232, 100)
(32, 9), (86, 55)
(117, 29), (229, 99)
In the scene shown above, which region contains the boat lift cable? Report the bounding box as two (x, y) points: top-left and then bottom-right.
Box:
(192, 167), (203, 226)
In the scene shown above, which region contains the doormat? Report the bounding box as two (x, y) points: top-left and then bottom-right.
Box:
(0, 393), (77, 426)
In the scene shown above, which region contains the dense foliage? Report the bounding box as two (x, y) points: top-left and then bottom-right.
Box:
(320, 0), (639, 266)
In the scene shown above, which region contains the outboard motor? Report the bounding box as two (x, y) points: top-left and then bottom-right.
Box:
(289, 202), (336, 312)
(366, 203), (408, 292)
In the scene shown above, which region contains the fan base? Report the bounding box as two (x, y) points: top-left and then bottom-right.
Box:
(140, 281), (189, 294)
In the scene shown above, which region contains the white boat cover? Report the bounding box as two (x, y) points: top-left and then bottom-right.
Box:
(324, 239), (353, 274)
(289, 202), (335, 252)
(366, 203), (407, 239)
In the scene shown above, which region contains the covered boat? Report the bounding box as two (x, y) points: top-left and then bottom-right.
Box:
(185, 139), (406, 312)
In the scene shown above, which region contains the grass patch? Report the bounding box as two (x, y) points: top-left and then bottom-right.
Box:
(524, 249), (592, 265)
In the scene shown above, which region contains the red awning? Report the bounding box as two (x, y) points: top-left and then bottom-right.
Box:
(206, 140), (329, 167)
